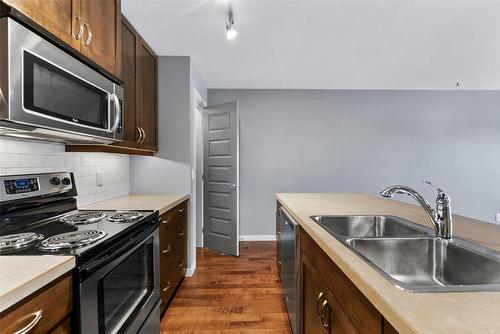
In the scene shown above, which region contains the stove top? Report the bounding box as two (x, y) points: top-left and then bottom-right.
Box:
(0, 172), (159, 266)
(0, 209), (157, 261)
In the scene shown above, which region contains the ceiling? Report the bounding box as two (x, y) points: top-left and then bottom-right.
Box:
(122, 0), (500, 90)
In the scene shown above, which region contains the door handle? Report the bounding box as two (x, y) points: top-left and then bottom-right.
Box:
(230, 184), (237, 190)
(13, 310), (42, 334)
(140, 127), (146, 143)
(136, 127), (142, 142)
(316, 291), (324, 317)
(75, 16), (84, 40)
(162, 245), (172, 254)
(83, 23), (93, 46)
(162, 282), (171, 292)
(109, 94), (121, 133)
(320, 299), (330, 329)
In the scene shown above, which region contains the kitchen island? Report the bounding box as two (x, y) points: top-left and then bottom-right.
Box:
(277, 193), (500, 334)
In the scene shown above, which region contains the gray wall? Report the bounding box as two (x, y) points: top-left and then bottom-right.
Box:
(208, 89), (500, 236)
(131, 56), (191, 194)
(131, 56), (207, 271)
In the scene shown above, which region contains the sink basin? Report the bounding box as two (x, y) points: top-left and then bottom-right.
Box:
(311, 215), (430, 239)
(346, 237), (500, 292)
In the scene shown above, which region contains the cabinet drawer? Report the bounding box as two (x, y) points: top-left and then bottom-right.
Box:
(0, 273), (72, 334)
(301, 231), (383, 334)
(160, 245), (186, 309)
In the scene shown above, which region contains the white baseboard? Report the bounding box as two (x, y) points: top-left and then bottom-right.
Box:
(239, 234), (276, 241)
(186, 262), (196, 277)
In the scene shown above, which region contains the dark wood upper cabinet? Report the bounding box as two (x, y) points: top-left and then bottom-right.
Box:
(4, 0), (121, 77)
(3, 0), (81, 50)
(119, 16), (139, 143)
(80, 0), (121, 77)
(138, 38), (157, 149)
(66, 15), (158, 155)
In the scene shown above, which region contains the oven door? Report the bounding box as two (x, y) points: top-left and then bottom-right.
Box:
(78, 225), (160, 334)
(4, 17), (122, 142)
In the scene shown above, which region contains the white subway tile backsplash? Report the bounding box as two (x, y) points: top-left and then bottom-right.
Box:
(21, 154), (45, 167)
(0, 138), (130, 206)
(0, 153), (21, 167)
(45, 155), (65, 167)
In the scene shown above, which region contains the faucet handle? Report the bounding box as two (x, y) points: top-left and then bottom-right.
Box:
(423, 180), (450, 204)
(423, 180), (444, 193)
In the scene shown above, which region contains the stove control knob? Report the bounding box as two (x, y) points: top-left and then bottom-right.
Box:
(50, 177), (61, 186)
(61, 177), (71, 186)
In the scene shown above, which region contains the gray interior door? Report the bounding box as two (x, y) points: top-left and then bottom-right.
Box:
(203, 101), (239, 256)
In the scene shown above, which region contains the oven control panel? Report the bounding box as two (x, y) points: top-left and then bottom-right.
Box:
(4, 178), (39, 194)
(0, 172), (74, 202)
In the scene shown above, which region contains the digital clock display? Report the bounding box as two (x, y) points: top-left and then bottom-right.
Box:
(4, 178), (39, 195)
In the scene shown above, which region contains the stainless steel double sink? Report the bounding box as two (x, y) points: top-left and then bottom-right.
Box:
(310, 215), (500, 292)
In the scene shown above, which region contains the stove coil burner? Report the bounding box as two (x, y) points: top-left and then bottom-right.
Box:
(61, 211), (106, 225)
(107, 211), (143, 223)
(39, 230), (107, 250)
(0, 232), (44, 253)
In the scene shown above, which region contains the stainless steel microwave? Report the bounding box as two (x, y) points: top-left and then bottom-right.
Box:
(0, 17), (123, 144)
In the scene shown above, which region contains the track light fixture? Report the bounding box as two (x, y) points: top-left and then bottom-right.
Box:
(226, 7), (237, 40)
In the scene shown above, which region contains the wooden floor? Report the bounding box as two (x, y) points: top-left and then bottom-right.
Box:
(160, 241), (292, 334)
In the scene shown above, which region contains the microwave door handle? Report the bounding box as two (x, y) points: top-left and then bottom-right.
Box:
(109, 93), (121, 133)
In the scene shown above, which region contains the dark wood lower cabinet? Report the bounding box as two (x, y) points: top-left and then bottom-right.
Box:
(302, 253), (359, 333)
(0, 273), (72, 334)
(276, 202), (399, 334)
(159, 200), (188, 314)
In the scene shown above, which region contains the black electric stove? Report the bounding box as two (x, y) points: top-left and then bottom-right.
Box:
(0, 172), (158, 266)
(0, 172), (162, 334)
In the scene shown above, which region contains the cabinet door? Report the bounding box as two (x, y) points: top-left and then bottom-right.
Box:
(80, 0), (121, 76)
(4, 0), (81, 50)
(119, 16), (139, 144)
(302, 259), (329, 334)
(138, 38), (157, 149)
(302, 253), (358, 334)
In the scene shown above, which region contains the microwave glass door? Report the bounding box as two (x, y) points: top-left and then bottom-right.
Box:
(97, 237), (155, 334)
(22, 49), (109, 130)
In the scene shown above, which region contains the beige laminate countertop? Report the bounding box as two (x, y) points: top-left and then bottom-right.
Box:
(0, 256), (75, 313)
(82, 194), (190, 215)
(276, 193), (500, 334)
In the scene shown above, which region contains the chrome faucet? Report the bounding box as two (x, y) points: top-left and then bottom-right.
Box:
(380, 181), (453, 239)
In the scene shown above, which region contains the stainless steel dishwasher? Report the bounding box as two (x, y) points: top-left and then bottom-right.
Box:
(280, 207), (300, 334)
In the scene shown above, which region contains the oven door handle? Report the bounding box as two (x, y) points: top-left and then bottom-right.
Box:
(80, 222), (158, 279)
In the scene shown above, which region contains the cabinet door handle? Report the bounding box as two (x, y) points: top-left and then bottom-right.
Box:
(320, 299), (330, 329)
(162, 282), (171, 292)
(316, 291), (324, 317)
(178, 261), (185, 267)
(139, 127), (146, 143)
(179, 208), (185, 213)
(142, 128), (146, 142)
(75, 16), (84, 40)
(83, 23), (93, 46)
(13, 310), (42, 334)
(178, 230), (185, 236)
(161, 218), (170, 224)
(136, 127), (142, 142)
(162, 245), (172, 254)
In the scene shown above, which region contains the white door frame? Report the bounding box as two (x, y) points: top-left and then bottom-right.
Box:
(189, 88), (206, 276)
